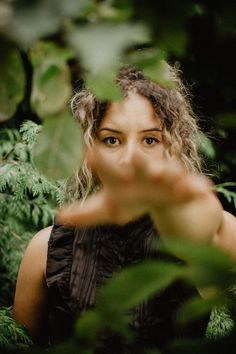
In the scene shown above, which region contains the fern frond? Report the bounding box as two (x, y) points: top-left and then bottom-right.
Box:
(0, 121), (63, 306)
(215, 182), (236, 209)
(19, 120), (42, 148)
(0, 307), (33, 349)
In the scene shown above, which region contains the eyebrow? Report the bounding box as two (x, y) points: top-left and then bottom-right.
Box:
(140, 128), (163, 133)
(99, 127), (163, 133)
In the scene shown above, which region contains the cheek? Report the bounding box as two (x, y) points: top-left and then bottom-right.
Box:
(145, 144), (165, 161)
(158, 144), (165, 158)
(94, 142), (120, 165)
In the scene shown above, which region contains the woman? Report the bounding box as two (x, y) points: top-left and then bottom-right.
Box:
(13, 64), (236, 350)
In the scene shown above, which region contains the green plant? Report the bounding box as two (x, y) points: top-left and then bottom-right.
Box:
(0, 120), (64, 305)
(0, 307), (33, 349)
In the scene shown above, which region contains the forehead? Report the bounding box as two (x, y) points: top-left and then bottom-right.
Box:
(100, 92), (161, 127)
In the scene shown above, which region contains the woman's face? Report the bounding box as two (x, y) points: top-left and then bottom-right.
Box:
(94, 92), (165, 182)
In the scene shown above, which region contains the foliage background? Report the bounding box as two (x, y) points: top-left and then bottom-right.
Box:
(0, 0), (236, 352)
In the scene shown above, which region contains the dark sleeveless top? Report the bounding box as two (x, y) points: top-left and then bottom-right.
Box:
(46, 215), (208, 351)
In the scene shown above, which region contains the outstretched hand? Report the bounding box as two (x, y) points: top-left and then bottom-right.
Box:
(57, 149), (212, 227)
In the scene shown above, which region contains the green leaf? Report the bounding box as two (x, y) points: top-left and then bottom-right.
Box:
(0, 47), (25, 122)
(177, 295), (226, 325)
(1, 0), (93, 46)
(86, 69), (122, 100)
(68, 22), (150, 99)
(162, 240), (234, 270)
(161, 240), (236, 288)
(75, 311), (102, 342)
(197, 132), (216, 159)
(33, 109), (83, 180)
(126, 48), (176, 88)
(97, 261), (184, 312)
(159, 27), (188, 57)
(68, 22), (150, 75)
(94, 1), (133, 22)
(30, 41), (73, 117)
(215, 183), (236, 209)
(74, 260), (183, 346)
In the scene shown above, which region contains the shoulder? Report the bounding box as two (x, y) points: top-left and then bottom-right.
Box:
(218, 210), (236, 239)
(213, 210), (236, 260)
(30, 225), (53, 242)
(222, 210), (236, 223)
(13, 226), (53, 342)
(23, 226), (53, 277)
(26, 226), (53, 256)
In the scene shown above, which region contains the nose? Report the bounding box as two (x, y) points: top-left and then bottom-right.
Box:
(119, 142), (138, 165)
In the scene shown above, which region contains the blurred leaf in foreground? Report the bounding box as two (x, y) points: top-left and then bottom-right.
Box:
(30, 41), (73, 118)
(126, 49), (176, 88)
(67, 22), (150, 99)
(97, 261), (183, 311)
(0, 0), (93, 46)
(159, 240), (236, 288)
(177, 295), (226, 326)
(0, 46), (25, 122)
(75, 260), (184, 343)
(33, 110), (83, 180)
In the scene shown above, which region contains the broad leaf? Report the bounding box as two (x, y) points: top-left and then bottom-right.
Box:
(33, 110), (83, 180)
(75, 260), (184, 344)
(0, 0), (93, 46)
(160, 240), (236, 288)
(97, 261), (184, 312)
(126, 49), (176, 87)
(30, 41), (73, 117)
(0, 47), (25, 122)
(86, 69), (122, 101)
(68, 22), (149, 75)
(197, 131), (216, 159)
(177, 295), (226, 325)
(68, 22), (150, 99)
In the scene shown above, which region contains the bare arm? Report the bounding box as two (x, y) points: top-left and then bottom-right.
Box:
(152, 191), (236, 258)
(57, 151), (236, 260)
(13, 226), (52, 344)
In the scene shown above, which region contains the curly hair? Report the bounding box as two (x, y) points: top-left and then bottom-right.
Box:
(66, 62), (203, 202)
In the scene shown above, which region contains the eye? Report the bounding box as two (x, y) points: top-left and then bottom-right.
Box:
(143, 136), (160, 146)
(103, 136), (120, 146)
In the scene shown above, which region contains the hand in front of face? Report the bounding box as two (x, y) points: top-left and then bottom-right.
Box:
(57, 149), (212, 227)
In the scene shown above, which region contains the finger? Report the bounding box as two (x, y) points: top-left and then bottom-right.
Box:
(139, 157), (183, 186)
(57, 191), (119, 227)
(130, 152), (168, 184)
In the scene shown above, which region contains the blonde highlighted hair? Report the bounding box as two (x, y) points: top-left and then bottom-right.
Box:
(66, 63), (203, 202)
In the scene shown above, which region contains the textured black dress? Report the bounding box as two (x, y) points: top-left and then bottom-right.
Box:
(46, 214), (208, 352)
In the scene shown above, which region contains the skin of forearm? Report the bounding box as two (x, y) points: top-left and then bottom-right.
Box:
(151, 191), (236, 299)
(151, 192), (223, 246)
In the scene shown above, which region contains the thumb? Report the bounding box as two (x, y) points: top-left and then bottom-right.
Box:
(57, 191), (118, 227)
